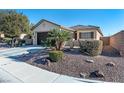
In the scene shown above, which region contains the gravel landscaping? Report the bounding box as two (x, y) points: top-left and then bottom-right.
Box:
(12, 46), (124, 82)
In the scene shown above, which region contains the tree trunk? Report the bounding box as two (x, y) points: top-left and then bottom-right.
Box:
(55, 41), (59, 50)
(11, 38), (14, 47)
(59, 41), (65, 50)
(55, 41), (65, 51)
(11, 37), (17, 47)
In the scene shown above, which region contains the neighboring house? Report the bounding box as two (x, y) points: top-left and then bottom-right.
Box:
(0, 33), (27, 40)
(0, 33), (32, 45)
(32, 19), (103, 45)
(20, 33), (27, 39)
(20, 33), (32, 45)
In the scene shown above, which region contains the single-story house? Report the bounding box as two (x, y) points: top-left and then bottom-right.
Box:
(0, 32), (32, 45)
(70, 25), (103, 40)
(32, 19), (103, 45)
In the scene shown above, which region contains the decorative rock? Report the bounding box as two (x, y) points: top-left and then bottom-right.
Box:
(85, 59), (94, 63)
(22, 53), (26, 57)
(46, 59), (51, 67)
(120, 51), (124, 57)
(70, 48), (74, 51)
(89, 70), (104, 78)
(41, 58), (47, 62)
(64, 48), (71, 52)
(29, 51), (33, 54)
(79, 73), (86, 78)
(106, 62), (115, 67)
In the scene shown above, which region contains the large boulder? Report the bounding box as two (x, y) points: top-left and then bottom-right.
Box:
(89, 70), (104, 78)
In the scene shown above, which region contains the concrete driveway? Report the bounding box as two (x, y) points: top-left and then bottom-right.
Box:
(0, 46), (103, 83)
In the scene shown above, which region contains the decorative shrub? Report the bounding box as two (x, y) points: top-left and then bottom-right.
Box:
(79, 40), (103, 56)
(3, 37), (12, 45)
(65, 40), (79, 48)
(47, 28), (71, 50)
(73, 40), (79, 46)
(41, 39), (55, 48)
(66, 39), (74, 49)
(18, 39), (25, 46)
(49, 51), (64, 62)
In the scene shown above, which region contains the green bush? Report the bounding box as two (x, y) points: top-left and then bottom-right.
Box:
(79, 40), (103, 56)
(49, 51), (64, 62)
(18, 39), (25, 46)
(3, 38), (12, 45)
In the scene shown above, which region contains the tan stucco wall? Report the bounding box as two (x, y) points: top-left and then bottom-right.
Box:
(110, 31), (124, 51)
(76, 30), (102, 40)
(33, 21), (59, 32)
(96, 30), (102, 40)
(100, 37), (110, 46)
(33, 21), (60, 45)
(109, 31), (124, 56)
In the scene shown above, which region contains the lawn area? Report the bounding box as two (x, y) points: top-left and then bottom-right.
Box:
(15, 46), (124, 82)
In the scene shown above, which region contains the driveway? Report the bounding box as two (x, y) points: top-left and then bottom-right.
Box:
(0, 46), (103, 83)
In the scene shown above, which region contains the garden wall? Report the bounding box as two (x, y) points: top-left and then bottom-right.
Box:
(110, 31), (124, 56)
(100, 36), (110, 46)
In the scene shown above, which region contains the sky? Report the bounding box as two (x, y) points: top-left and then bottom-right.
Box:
(17, 9), (124, 36)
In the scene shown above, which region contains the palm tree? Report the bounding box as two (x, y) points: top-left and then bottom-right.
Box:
(47, 28), (71, 50)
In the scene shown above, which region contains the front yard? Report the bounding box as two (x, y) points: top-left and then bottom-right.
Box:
(14, 46), (124, 82)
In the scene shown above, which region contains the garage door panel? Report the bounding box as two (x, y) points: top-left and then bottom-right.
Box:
(37, 32), (48, 45)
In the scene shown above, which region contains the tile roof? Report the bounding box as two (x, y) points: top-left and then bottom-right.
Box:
(32, 19), (103, 35)
(32, 19), (74, 31)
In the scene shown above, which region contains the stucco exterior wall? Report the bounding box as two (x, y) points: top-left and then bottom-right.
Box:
(96, 30), (102, 40)
(33, 21), (59, 32)
(110, 31), (124, 56)
(110, 31), (124, 50)
(33, 21), (60, 45)
(100, 37), (110, 46)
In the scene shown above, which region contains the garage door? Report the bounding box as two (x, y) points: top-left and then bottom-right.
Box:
(37, 32), (48, 45)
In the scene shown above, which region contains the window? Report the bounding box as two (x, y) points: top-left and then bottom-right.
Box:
(79, 32), (94, 39)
